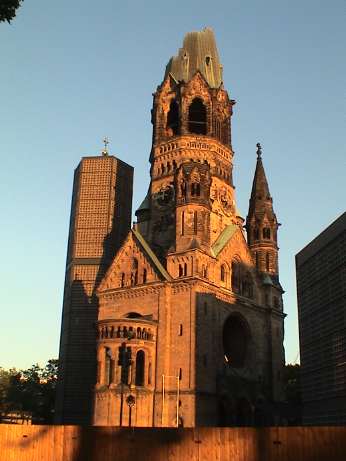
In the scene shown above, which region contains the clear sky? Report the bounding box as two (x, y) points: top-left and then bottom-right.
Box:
(0, 0), (344, 369)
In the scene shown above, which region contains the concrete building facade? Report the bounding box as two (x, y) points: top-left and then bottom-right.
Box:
(92, 29), (285, 427)
(296, 212), (346, 425)
(56, 154), (133, 424)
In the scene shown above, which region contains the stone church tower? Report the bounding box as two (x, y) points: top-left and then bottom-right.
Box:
(93, 28), (285, 427)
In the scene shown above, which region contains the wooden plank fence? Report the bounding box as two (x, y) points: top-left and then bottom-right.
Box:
(0, 425), (345, 461)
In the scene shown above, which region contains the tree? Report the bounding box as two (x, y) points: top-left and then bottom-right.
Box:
(0, 0), (24, 24)
(0, 359), (58, 423)
(283, 364), (302, 424)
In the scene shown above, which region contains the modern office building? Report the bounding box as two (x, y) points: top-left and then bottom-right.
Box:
(55, 153), (133, 424)
(296, 212), (346, 425)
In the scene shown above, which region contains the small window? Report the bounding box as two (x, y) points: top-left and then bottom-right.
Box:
(263, 228), (271, 239)
(178, 324), (183, 336)
(221, 265), (225, 282)
(274, 297), (280, 309)
(232, 261), (240, 293)
(148, 362), (152, 385)
(205, 56), (211, 66)
(143, 268), (147, 284)
(135, 350), (145, 386)
(184, 263), (187, 276)
(179, 368), (182, 381)
(179, 264), (183, 277)
(266, 253), (270, 272)
(105, 347), (113, 385)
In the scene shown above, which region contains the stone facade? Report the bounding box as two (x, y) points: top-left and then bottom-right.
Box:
(92, 28), (285, 427)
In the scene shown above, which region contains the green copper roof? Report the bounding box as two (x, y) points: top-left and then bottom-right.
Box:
(132, 229), (172, 281)
(211, 224), (239, 257)
(165, 28), (223, 88)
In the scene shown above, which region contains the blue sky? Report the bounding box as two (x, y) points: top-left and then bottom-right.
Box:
(0, 0), (344, 369)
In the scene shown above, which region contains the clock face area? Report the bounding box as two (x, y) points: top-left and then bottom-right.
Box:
(152, 183), (175, 210)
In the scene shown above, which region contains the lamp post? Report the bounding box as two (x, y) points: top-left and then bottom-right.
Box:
(126, 394), (136, 427)
(118, 332), (133, 427)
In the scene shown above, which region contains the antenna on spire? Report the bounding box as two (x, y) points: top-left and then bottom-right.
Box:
(256, 142), (262, 159)
(102, 137), (109, 156)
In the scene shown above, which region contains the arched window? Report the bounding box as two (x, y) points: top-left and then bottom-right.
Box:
(231, 261), (240, 293)
(143, 268), (147, 284)
(167, 99), (179, 135)
(105, 347), (113, 385)
(131, 258), (138, 285)
(135, 350), (145, 386)
(184, 262), (188, 276)
(263, 228), (271, 239)
(188, 98), (207, 134)
(221, 264), (226, 282)
(148, 362), (152, 385)
(179, 264), (183, 277)
(266, 253), (270, 272)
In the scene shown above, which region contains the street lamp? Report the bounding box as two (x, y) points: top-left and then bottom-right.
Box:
(117, 331), (134, 426)
(126, 394), (136, 427)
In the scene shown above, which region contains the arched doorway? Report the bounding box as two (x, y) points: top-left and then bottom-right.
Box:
(223, 315), (250, 368)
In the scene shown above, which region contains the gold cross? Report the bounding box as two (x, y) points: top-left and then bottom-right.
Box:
(102, 137), (109, 156)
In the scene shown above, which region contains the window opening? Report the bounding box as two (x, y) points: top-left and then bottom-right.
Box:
(105, 347), (113, 385)
(167, 99), (180, 135)
(188, 98), (207, 135)
(266, 253), (270, 272)
(263, 228), (271, 239)
(179, 264), (183, 277)
(221, 265), (225, 282)
(135, 350), (145, 386)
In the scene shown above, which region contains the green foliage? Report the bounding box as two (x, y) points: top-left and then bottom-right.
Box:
(0, 0), (23, 24)
(284, 364), (301, 405)
(0, 359), (58, 423)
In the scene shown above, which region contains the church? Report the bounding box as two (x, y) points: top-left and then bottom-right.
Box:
(56, 28), (285, 427)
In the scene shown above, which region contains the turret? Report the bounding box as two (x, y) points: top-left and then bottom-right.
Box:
(246, 143), (280, 278)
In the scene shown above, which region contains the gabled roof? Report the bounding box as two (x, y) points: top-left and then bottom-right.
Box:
(132, 229), (172, 281)
(211, 224), (239, 257)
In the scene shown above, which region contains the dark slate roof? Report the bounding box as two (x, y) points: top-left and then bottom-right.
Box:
(132, 229), (172, 281)
(164, 28), (223, 88)
(211, 224), (239, 257)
